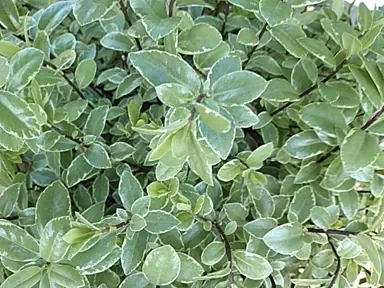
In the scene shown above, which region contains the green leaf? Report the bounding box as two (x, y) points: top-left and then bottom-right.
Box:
(178, 23), (222, 54)
(144, 210), (180, 234)
(341, 129), (380, 173)
(8, 48), (44, 92)
(350, 66), (381, 108)
(195, 102), (231, 133)
(142, 245), (181, 285)
(70, 232), (117, 270)
(110, 142), (135, 161)
(248, 55), (283, 75)
(299, 102), (347, 137)
(342, 33), (362, 58)
(176, 252), (204, 283)
(246, 142), (274, 169)
(49, 263), (84, 287)
(260, 0), (292, 26)
(76, 59), (97, 90)
(361, 24), (383, 50)
(199, 106), (236, 160)
(201, 241), (226, 266)
(1, 266), (42, 288)
(0, 90), (40, 139)
(288, 186), (315, 224)
(129, 50), (201, 93)
(84, 143), (112, 169)
(186, 129), (213, 185)
(244, 218), (277, 239)
(354, 234), (382, 276)
(358, 2), (372, 32)
(35, 180), (71, 233)
(269, 24), (307, 58)
(39, 216), (71, 262)
(310, 206), (332, 229)
(297, 37), (336, 67)
(237, 28), (259, 46)
(0, 0), (19, 32)
(121, 229), (148, 275)
(263, 223), (304, 255)
(227, 0), (258, 11)
(211, 71), (267, 105)
(101, 32), (135, 52)
(233, 250), (273, 280)
(223, 105), (259, 128)
(118, 170), (144, 212)
(66, 154), (96, 187)
(116, 74), (143, 99)
(283, 130), (329, 159)
(0, 220), (40, 261)
(156, 83), (195, 108)
(83, 105), (109, 138)
(130, 0), (167, 18)
(260, 79), (299, 102)
(73, 0), (116, 26)
(0, 183), (21, 217)
(207, 55), (241, 87)
(119, 272), (153, 288)
(0, 56), (9, 88)
(143, 16), (181, 41)
(38, 2), (72, 34)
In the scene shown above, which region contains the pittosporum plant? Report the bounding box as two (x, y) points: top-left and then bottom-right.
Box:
(0, 0), (384, 287)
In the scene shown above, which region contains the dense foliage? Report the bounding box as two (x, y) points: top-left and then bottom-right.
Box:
(2, 0), (384, 287)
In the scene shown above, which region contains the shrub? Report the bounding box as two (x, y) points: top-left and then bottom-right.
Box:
(0, 0), (383, 287)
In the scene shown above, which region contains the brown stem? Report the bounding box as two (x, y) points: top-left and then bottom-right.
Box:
(119, 0), (142, 50)
(220, 1), (229, 37)
(242, 23), (268, 69)
(327, 237), (341, 288)
(196, 215), (233, 288)
(44, 61), (86, 100)
(168, 0), (177, 17)
(271, 59), (348, 116)
(189, 94), (206, 121)
(306, 227), (358, 236)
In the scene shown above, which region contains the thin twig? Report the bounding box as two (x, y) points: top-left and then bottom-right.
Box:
(220, 1), (229, 37)
(269, 275), (277, 288)
(119, 0), (142, 50)
(44, 61), (86, 100)
(271, 59), (348, 116)
(306, 227), (358, 236)
(242, 23), (268, 69)
(196, 215), (233, 288)
(327, 236), (341, 288)
(168, 0), (177, 17)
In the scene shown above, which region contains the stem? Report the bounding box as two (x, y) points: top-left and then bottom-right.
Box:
(220, 2), (229, 37)
(271, 59), (348, 116)
(189, 94), (206, 121)
(361, 105), (384, 130)
(242, 23), (268, 69)
(119, 0), (142, 50)
(168, 0), (176, 17)
(44, 61), (86, 100)
(327, 237), (341, 288)
(269, 275), (277, 288)
(306, 227), (358, 236)
(196, 215), (233, 288)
